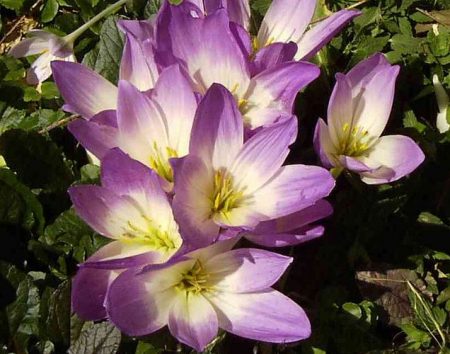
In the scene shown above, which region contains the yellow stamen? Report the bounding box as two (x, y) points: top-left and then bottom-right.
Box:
(176, 260), (211, 294)
(149, 143), (178, 182)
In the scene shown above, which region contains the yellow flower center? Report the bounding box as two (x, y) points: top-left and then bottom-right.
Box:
(176, 260), (210, 294)
(337, 123), (374, 157)
(121, 217), (181, 254)
(210, 168), (246, 221)
(148, 142), (178, 183)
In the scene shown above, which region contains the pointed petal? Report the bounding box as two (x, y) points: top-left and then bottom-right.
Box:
(352, 65), (400, 138)
(313, 118), (335, 168)
(346, 52), (391, 89)
(230, 22), (252, 58)
(339, 155), (372, 172)
(68, 185), (147, 239)
(253, 199), (333, 234)
(257, 0), (315, 46)
(81, 240), (165, 269)
(168, 294), (218, 352)
(296, 10), (361, 60)
(190, 83), (243, 169)
(433, 74), (450, 133)
(157, 4), (250, 94)
(9, 37), (48, 57)
(252, 164), (335, 219)
(116, 80), (168, 165)
(206, 248), (292, 292)
(26, 51), (54, 84)
(120, 34), (159, 91)
(206, 290), (311, 342)
(68, 111), (119, 159)
(327, 73), (353, 147)
(251, 42), (297, 75)
(230, 117), (297, 192)
(51, 61), (118, 119)
(360, 135), (425, 184)
(152, 65), (197, 155)
(245, 224), (325, 247)
(172, 155), (219, 248)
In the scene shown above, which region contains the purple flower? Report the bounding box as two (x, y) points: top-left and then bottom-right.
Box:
(10, 30), (76, 85)
(67, 64), (197, 189)
(106, 238), (311, 351)
(314, 53), (425, 184)
(172, 84), (335, 247)
(156, 2), (320, 129)
(256, 0), (361, 60)
(193, 0), (251, 29)
(70, 149), (183, 320)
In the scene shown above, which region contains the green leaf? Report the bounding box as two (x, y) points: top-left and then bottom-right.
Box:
(0, 129), (74, 191)
(143, 0), (161, 18)
(41, 0), (60, 23)
(251, 0), (271, 16)
(68, 321), (121, 354)
(45, 281), (71, 346)
(0, 168), (45, 232)
(390, 34), (423, 55)
(82, 16), (124, 84)
(135, 342), (163, 354)
(23, 86), (41, 102)
(0, 0), (25, 11)
(41, 82), (60, 100)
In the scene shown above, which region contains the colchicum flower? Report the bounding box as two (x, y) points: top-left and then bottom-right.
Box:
(156, 2), (320, 129)
(69, 149), (183, 320)
(314, 53), (425, 184)
(9, 30), (76, 85)
(106, 239), (311, 351)
(9, 0), (127, 86)
(172, 84), (335, 247)
(433, 74), (449, 134)
(65, 64), (197, 189)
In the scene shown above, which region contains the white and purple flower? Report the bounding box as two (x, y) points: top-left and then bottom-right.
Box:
(314, 53), (425, 184)
(106, 239), (311, 351)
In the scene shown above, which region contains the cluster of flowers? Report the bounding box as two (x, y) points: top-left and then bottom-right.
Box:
(15, 0), (425, 350)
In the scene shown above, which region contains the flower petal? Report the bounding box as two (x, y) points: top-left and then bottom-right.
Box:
(68, 111), (119, 159)
(172, 155), (219, 247)
(313, 118), (335, 168)
(346, 52), (391, 89)
(360, 135), (425, 184)
(168, 294), (218, 352)
(106, 265), (182, 336)
(120, 33), (159, 91)
(251, 164), (335, 219)
(245, 224), (325, 247)
(296, 10), (361, 60)
(151, 64), (197, 155)
(117, 19), (155, 41)
(225, 0), (251, 30)
(51, 61), (118, 119)
(230, 117), (297, 192)
(68, 185), (148, 239)
(206, 248), (292, 292)
(352, 65), (400, 139)
(206, 290), (311, 342)
(9, 37), (48, 58)
(257, 0), (316, 47)
(156, 3), (250, 94)
(190, 83), (243, 169)
(251, 42), (297, 75)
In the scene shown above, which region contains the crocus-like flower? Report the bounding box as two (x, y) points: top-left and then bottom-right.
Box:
(9, 30), (76, 85)
(433, 74), (449, 134)
(314, 53), (425, 184)
(172, 84), (335, 247)
(256, 0), (361, 61)
(70, 148), (183, 320)
(106, 238), (311, 351)
(156, 2), (320, 129)
(66, 64), (197, 188)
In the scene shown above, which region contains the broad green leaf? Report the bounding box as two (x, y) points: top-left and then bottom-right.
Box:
(41, 0), (59, 23)
(68, 321), (121, 354)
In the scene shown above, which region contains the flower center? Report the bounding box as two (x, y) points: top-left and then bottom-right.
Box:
(211, 169), (245, 220)
(148, 142), (178, 183)
(337, 123), (374, 157)
(176, 260), (210, 294)
(121, 217), (181, 253)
